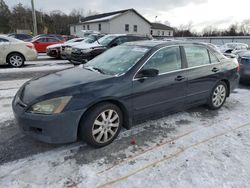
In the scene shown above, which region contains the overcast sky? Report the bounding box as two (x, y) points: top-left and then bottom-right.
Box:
(5, 0), (250, 32)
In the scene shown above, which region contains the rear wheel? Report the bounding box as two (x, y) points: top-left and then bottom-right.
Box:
(79, 103), (123, 147)
(7, 53), (24, 68)
(208, 81), (228, 110)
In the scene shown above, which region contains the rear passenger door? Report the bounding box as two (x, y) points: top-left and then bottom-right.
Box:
(0, 38), (9, 63)
(183, 45), (221, 106)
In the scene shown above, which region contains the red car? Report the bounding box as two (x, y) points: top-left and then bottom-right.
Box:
(31, 37), (64, 53)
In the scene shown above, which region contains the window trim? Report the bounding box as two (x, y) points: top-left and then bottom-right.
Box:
(183, 44), (221, 69)
(133, 44), (222, 81)
(125, 24), (129, 32)
(133, 45), (184, 81)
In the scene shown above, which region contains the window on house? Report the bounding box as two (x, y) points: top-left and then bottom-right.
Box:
(150, 30), (153, 35)
(158, 31), (160, 36)
(99, 24), (102, 31)
(162, 31), (165, 36)
(169, 31), (171, 36)
(83, 25), (85, 30)
(87, 25), (90, 30)
(134, 25), (138, 32)
(73, 26), (76, 32)
(125, 24), (129, 32)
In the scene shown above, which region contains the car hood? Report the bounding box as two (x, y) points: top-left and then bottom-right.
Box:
(73, 42), (102, 49)
(47, 43), (63, 49)
(21, 67), (112, 104)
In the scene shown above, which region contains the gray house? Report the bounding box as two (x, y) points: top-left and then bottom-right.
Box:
(151, 23), (174, 37)
(70, 9), (152, 36)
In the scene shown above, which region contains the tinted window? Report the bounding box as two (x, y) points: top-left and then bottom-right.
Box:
(0, 38), (9, 42)
(113, 37), (130, 45)
(47, 38), (59, 42)
(209, 51), (220, 64)
(143, 46), (182, 74)
(184, 46), (210, 67)
(37, 38), (47, 42)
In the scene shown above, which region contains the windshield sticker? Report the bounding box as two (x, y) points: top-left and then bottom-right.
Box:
(132, 47), (148, 53)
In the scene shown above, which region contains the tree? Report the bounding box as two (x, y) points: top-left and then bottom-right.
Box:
(240, 19), (250, 35)
(0, 0), (11, 33)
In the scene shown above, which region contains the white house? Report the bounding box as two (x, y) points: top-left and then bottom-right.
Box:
(70, 9), (152, 36)
(151, 23), (174, 37)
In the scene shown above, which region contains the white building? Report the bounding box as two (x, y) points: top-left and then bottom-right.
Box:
(70, 9), (152, 36)
(151, 23), (174, 37)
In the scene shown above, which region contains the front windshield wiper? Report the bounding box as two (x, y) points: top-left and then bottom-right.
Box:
(84, 66), (105, 74)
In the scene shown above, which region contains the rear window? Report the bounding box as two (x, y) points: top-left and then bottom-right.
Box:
(184, 46), (210, 68)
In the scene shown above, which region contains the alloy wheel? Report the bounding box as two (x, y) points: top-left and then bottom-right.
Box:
(212, 84), (226, 108)
(92, 109), (120, 144)
(9, 55), (23, 67)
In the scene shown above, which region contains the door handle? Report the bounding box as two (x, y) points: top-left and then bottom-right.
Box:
(212, 67), (219, 72)
(175, 75), (185, 81)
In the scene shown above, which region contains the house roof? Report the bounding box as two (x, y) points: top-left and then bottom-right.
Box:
(80, 9), (151, 25)
(151, 23), (174, 31)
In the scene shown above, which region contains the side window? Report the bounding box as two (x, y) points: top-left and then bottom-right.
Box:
(143, 47), (182, 74)
(0, 38), (9, 42)
(113, 37), (129, 45)
(209, 51), (220, 64)
(184, 46), (210, 67)
(48, 38), (59, 42)
(37, 38), (47, 42)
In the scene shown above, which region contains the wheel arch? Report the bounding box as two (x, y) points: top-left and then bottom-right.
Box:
(6, 51), (26, 63)
(220, 79), (230, 97)
(77, 99), (131, 138)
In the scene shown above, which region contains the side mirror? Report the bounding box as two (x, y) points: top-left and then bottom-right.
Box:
(135, 68), (159, 79)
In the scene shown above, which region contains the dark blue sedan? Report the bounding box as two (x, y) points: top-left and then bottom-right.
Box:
(12, 41), (240, 147)
(238, 51), (250, 83)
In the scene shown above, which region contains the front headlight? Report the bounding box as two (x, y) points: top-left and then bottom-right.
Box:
(28, 96), (72, 114)
(81, 48), (92, 53)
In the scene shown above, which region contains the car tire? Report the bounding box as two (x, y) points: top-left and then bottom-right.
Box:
(79, 102), (123, 148)
(208, 81), (228, 110)
(7, 53), (25, 68)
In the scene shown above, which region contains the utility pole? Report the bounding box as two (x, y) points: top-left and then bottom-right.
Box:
(31, 0), (38, 36)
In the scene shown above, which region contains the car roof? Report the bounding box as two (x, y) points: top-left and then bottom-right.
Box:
(124, 40), (211, 48)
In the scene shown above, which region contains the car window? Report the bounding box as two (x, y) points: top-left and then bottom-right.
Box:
(184, 46), (210, 67)
(209, 51), (220, 64)
(47, 38), (59, 42)
(0, 38), (9, 42)
(37, 38), (47, 42)
(143, 46), (182, 74)
(113, 37), (130, 45)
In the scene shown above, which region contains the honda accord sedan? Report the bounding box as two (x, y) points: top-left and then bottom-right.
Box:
(12, 41), (240, 147)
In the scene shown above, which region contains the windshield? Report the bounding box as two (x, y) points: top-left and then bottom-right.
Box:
(83, 45), (150, 76)
(84, 35), (98, 44)
(98, 35), (117, 46)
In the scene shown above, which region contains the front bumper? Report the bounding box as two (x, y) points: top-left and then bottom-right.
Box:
(46, 48), (60, 58)
(12, 99), (85, 144)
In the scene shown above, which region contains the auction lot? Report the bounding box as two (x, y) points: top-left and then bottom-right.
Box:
(0, 55), (250, 187)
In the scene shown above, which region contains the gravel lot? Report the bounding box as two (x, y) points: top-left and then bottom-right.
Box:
(0, 55), (250, 187)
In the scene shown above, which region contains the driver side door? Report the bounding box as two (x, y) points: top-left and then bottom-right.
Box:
(132, 46), (187, 121)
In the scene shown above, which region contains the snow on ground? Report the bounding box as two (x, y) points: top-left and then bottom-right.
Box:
(0, 78), (250, 188)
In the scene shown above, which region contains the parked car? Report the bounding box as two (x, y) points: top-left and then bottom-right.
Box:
(70, 34), (151, 64)
(237, 51), (250, 83)
(220, 43), (248, 54)
(61, 34), (105, 60)
(0, 35), (37, 67)
(46, 38), (84, 59)
(13, 41), (240, 147)
(31, 36), (64, 53)
(8, 33), (33, 41)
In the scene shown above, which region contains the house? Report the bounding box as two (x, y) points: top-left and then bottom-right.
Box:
(151, 22), (174, 37)
(70, 9), (152, 36)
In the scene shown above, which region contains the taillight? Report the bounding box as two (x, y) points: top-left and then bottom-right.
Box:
(237, 62), (240, 72)
(26, 43), (35, 50)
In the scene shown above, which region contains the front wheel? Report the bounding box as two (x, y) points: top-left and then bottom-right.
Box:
(208, 81), (228, 110)
(79, 103), (123, 147)
(7, 53), (25, 68)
